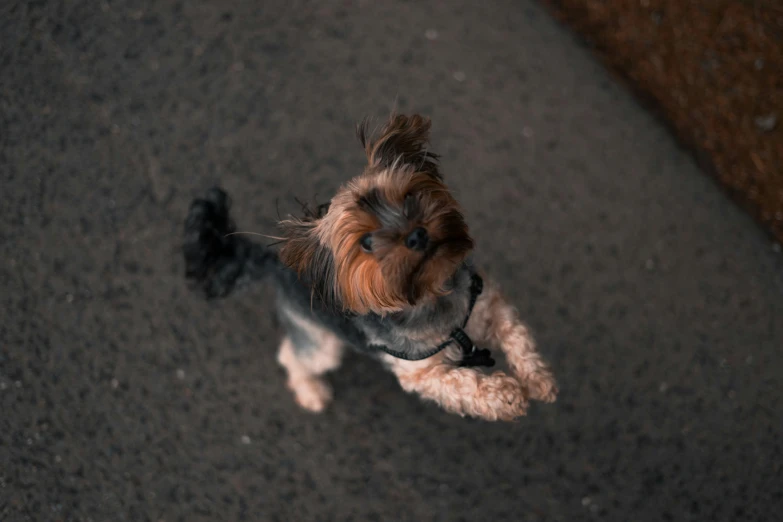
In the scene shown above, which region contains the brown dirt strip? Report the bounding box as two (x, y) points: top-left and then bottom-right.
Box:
(541, 0), (783, 244)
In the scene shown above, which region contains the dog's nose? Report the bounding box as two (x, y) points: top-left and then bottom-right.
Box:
(405, 227), (429, 251)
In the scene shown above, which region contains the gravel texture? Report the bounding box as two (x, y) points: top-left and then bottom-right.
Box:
(1, 1), (782, 521)
(543, 0), (783, 244)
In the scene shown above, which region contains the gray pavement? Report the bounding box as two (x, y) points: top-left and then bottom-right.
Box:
(2, 1), (782, 521)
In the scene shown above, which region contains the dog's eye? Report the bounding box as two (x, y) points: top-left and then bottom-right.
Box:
(359, 233), (373, 253)
(403, 192), (415, 217)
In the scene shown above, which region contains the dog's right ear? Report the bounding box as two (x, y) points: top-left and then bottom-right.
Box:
(278, 219), (338, 308)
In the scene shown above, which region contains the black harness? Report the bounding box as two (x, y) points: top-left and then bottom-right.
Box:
(367, 273), (495, 367)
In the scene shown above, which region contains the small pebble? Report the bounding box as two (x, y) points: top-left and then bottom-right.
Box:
(754, 58), (764, 70)
(659, 382), (668, 393)
(66, 293), (74, 303)
(15, 381), (21, 388)
(452, 71), (466, 82)
(746, 355), (754, 364)
(241, 435), (251, 445)
(55, 455), (62, 463)
(111, 378), (119, 389)
(645, 259), (656, 271)
(754, 113), (777, 132)
(424, 29), (439, 40)
(772, 242), (781, 254)
(582, 496), (592, 506)
(0, 382), (6, 390)
(231, 62), (245, 72)
(176, 369), (186, 380)
(728, 390), (736, 399)
(522, 127), (534, 138)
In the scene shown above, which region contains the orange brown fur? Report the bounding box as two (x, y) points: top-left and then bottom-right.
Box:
(320, 186), (406, 313)
(314, 168), (472, 314)
(281, 114), (473, 314)
(278, 222), (318, 280)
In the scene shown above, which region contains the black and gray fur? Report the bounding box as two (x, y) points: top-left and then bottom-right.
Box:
(183, 187), (477, 363)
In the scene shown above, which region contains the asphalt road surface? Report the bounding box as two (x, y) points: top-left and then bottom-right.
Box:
(2, 1), (782, 521)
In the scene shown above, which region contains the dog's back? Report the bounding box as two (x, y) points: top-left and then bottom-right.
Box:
(183, 187), (366, 347)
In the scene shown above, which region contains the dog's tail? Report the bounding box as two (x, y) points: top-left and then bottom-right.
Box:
(183, 187), (279, 299)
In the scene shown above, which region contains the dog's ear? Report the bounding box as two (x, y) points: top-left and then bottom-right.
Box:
(278, 219), (338, 308)
(357, 114), (441, 178)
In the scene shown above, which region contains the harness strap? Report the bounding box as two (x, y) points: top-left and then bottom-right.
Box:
(369, 273), (495, 367)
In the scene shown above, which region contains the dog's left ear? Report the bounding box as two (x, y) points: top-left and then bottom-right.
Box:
(278, 219), (339, 309)
(357, 114), (441, 179)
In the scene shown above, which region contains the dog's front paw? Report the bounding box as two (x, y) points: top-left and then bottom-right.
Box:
(522, 368), (558, 403)
(474, 373), (529, 421)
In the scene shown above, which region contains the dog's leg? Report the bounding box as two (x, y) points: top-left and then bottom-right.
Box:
(277, 310), (344, 413)
(466, 279), (558, 403)
(384, 352), (528, 421)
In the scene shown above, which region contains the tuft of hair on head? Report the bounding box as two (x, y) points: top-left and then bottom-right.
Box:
(356, 114), (441, 179)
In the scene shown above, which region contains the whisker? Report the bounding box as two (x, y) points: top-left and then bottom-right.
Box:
(224, 231), (287, 240)
(294, 196), (312, 218)
(419, 145), (429, 170)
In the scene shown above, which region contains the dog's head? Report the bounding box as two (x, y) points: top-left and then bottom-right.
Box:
(279, 114), (474, 314)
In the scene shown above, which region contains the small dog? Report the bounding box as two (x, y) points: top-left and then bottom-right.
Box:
(184, 114), (557, 421)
